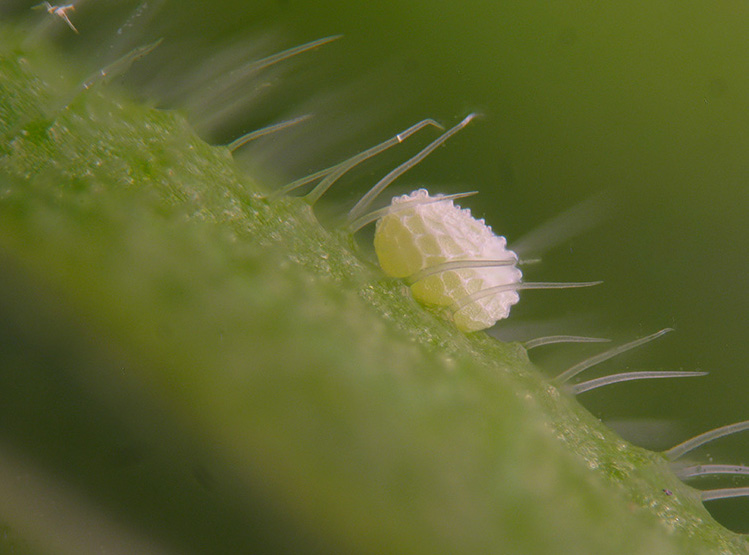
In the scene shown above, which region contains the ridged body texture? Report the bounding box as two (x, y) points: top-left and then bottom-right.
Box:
(374, 189), (522, 332)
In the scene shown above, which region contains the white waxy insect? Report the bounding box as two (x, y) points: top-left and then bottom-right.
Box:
(373, 189), (523, 332)
(278, 113), (599, 332)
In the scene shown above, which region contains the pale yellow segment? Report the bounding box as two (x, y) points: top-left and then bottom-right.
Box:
(411, 274), (463, 306)
(373, 214), (426, 278)
(453, 305), (491, 333)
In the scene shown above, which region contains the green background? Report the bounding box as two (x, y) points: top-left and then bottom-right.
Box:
(2, 0), (748, 544)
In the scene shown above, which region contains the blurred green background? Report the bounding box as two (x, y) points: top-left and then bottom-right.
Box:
(126, 0), (749, 486)
(2, 0), (748, 541)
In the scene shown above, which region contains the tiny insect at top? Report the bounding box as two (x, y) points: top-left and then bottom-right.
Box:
(374, 189), (522, 332)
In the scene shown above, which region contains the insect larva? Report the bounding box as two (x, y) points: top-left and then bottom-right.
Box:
(373, 188), (523, 332)
(280, 114), (600, 331)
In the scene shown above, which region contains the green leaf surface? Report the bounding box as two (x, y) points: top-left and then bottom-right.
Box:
(0, 29), (747, 554)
